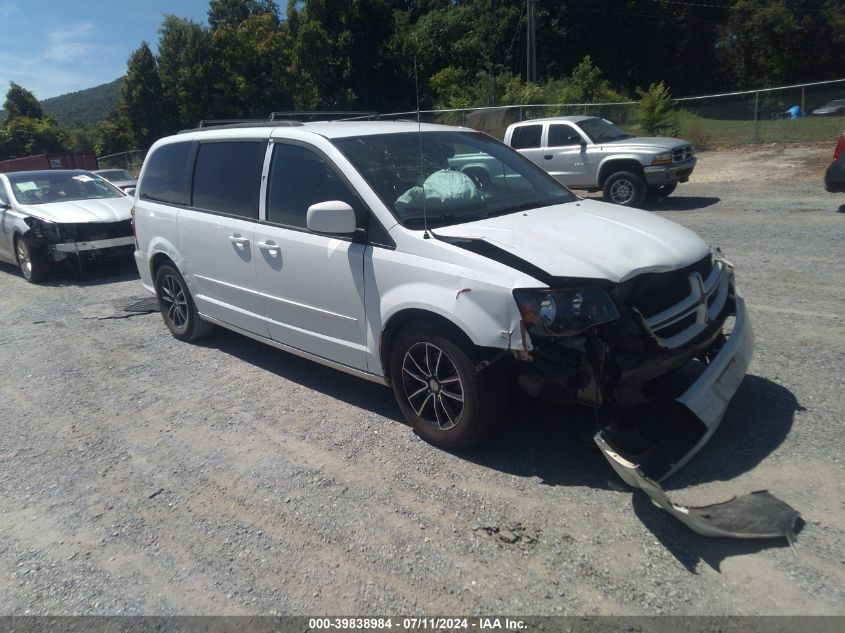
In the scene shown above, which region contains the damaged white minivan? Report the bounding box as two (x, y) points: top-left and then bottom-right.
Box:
(133, 121), (753, 480)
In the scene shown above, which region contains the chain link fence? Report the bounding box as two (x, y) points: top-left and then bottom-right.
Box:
(379, 78), (845, 148)
(96, 149), (147, 177)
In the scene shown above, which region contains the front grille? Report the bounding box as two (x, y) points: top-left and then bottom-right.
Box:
(59, 220), (132, 241)
(622, 255), (713, 319)
(621, 255), (729, 349)
(672, 145), (694, 163)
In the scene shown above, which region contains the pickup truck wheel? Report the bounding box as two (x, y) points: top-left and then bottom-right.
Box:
(154, 264), (214, 341)
(603, 171), (646, 206)
(390, 326), (501, 450)
(648, 183), (677, 200)
(14, 235), (48, 283)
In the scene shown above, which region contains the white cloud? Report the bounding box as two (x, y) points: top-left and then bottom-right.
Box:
(44, 21), (96, 62)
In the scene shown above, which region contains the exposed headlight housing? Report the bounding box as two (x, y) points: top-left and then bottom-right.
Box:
(513, 287), (620, 337)
(652, 151), (673, 166)
(23, 216), (52, 239)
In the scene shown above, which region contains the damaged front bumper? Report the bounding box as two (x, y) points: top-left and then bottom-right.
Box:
(668, 291), (754, 476)
(51, 236), (136, 254)
(597, 291), (753, 482)
(593, 298), (799, 542)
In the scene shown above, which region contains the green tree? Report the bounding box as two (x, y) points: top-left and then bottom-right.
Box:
(210, 10), (298, 117)
(290, 0), (411, 110)
(121, 42), (165, 147)
(0, 82), (70, 160)
(209, 0), (279, 29)
(0, 117), (68, 158)
(720, 0), (845, 87)
(638, 82), (677, 136)
(92, 110), (135, 157)
(156, 15), (217, 129)
(3, 82), (44, 123)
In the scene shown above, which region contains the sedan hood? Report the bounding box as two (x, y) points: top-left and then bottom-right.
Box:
(20, 196), (133, 223)
(433, 198), (710, 283)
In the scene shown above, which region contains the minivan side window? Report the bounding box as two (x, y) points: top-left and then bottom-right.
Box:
(548, 124), (584, 148)
(192, 141), (265, 220)
(138, 142), (193, 205)
(511, 124), (542, 149)
(266, 143), (359, 229)
(0, 184), (8, 205)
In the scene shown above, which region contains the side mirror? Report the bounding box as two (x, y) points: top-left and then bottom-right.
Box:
(306, 200), (357, 236)
(123, 187), (136, 196)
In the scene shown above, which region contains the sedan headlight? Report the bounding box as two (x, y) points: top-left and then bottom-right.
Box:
(651, 151), (673, 166)
(513, 288), (620, 337)
(23, 216), (57, 239)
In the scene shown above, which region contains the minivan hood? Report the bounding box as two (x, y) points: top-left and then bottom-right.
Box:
(19, 196), (133, 223)
(432, 198), (710, 283)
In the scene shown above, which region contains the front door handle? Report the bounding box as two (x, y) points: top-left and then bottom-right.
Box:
(543, 154), (553, 160)
(229, 234), (250, 248)
(257, 240), (280, 255)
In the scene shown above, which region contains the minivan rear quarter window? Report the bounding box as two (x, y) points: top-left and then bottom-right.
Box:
(138, 141), (193, 205)
(192, 141), (265, 219)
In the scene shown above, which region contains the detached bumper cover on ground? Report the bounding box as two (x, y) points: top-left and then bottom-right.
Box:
(596, 293), (800, 541)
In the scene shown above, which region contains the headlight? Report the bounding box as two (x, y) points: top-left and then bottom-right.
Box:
(23, 216), (49, 238)
(513, 287), (620, 337)
(652, 151), (673, 166)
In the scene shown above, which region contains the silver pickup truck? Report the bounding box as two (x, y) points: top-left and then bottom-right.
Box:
(504, 116), (696, 206)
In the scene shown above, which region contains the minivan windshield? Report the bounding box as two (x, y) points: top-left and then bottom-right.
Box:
(578, 117), (634, 143)
(332, 131), (576, 228)
(7, 171), (124, 205)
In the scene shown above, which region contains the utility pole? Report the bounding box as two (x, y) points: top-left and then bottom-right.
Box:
(526, 0), (537, 83)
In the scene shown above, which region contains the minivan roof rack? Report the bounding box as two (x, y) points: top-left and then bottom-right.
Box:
(269, 111), (378, 121)
(181, 119), (305, 133)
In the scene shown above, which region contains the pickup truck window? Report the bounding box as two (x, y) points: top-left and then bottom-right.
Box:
(510, 124), (542, 149)
(548, 124), (584, 147)
(578, 117), (633, 143)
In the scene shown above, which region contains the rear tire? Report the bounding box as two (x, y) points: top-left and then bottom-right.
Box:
(14, 235), (48, 284)
(603, 170), (647, 207)
(154, 264), (214, 341)
(390, 324), (503, 450)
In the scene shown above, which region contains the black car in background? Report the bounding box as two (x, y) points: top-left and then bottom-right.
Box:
(824, 133), (845, 193)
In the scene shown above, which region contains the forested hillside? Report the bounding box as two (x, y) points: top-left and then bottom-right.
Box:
(41, 78), (123, 127)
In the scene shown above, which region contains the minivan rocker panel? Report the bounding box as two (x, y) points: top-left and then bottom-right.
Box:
(133, 121), (751, 479)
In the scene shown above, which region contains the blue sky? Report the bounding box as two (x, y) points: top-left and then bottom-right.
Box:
(0, 0), (212, 100)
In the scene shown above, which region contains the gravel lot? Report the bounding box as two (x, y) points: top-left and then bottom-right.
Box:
(1, 143), (843, 616)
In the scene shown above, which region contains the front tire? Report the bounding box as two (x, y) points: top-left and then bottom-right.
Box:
(603, 170), (647, 207)
(390, 325), (502, 450)
(154, 264), (214, 341)
(648, 183), (677, 200)
(15, 236), (48, 283)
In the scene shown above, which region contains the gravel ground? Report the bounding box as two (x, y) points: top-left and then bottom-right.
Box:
(0, 143), (843, 616)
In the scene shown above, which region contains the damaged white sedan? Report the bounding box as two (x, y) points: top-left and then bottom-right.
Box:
(134, 122), (752, 480)
(0, 170), (134, 283)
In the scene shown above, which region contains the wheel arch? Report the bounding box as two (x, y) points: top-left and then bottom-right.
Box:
(379, 308), (480, 386)
(149, 251), (176, 279)
(597, 159), (645, 188)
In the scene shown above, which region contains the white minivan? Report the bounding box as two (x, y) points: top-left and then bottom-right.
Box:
(133, 120), (753, 478)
